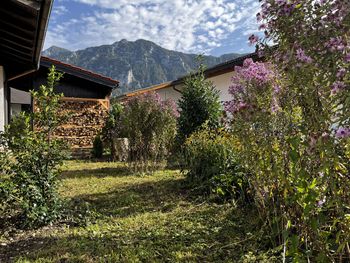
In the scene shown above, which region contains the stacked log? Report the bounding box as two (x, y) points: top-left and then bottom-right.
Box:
(54, 98), (109, 156)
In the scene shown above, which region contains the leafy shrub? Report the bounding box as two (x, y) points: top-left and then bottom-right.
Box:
(184, 127), (249, 201)
(102, 103), (125, 160)
(177, 58), (222, 143)
(92, 134), (103, 158)
(0, 66), (67, 228)
(122, 92), (178, 173)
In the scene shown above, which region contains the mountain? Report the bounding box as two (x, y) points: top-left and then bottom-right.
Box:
(43, 39), (241, 94)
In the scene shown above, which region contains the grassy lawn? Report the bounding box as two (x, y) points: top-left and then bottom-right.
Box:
(0, 161), (277, 262)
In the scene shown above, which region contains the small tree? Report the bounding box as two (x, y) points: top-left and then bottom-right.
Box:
(0, 66), (67, 228)
(177, 57), (222, 143)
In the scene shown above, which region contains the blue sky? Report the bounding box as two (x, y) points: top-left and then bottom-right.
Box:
(45, 0), (261, 56)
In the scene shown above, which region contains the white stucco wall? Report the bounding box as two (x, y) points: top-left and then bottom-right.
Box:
(157, 86), (183, 102)
(0, 66), (5, 132)
(207, 71), (234, 103)
(153, 70), (234, 107)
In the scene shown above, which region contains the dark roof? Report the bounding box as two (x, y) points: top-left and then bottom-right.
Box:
(41, 56), (119, 89)
(9, 57), (119, 99)
(120, 52), (259, 98)
(1, 0), (53, 79)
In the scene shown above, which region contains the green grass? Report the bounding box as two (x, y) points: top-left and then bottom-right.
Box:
(0, 161), (278, 262)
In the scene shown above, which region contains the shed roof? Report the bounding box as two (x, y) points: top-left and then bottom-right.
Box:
(8, 57), (120, 98)
(41, 56), (119, 89)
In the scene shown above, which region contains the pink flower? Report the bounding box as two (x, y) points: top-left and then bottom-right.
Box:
(248, 34), (259, 45)
(256, 12), (262, 22)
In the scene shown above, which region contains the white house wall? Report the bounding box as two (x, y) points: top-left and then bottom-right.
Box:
(157, 86), (182, 103)
(207, 71), (234, 103)
(154, 70), (235, 107)
(0, 66), (5, 132)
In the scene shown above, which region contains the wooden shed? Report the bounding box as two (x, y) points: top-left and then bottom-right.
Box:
(8, 57), (119, 157)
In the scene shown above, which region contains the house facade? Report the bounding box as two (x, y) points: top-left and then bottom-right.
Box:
(0, 0), (53, 131)
(118, 53), (259, 105)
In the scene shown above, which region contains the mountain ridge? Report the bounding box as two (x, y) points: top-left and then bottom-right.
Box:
(43, 39), (241, 94)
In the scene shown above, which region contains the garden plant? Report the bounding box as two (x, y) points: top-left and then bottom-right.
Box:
(225, 0), (350, 260)
(0, 66), (67, 228)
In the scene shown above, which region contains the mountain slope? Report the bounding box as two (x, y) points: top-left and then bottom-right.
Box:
(43, 39), (241, 94)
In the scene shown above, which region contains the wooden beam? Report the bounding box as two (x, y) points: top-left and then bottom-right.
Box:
(0, 49), (32, 63)
(0, 7), (37, 27)
(1, 44), (33, 60)
(1, 38), (34, 53)
(0, 18), (36, 37)
(8, 0), (40, 12)
(0, 29), (34, 46)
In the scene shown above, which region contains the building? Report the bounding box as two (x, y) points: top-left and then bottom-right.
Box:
(0, 0), (53, 131)
(117, 53), (259, 105)
(9, 57), (119, 157)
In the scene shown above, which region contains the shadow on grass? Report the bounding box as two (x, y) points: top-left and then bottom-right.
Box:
(0, 205), (271, 263)
(61, 166), (132, 179)
(0, 169), (278, 262)
(71, 176), (192, 218)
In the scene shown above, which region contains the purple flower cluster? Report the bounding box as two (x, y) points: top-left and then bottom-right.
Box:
(331, 81), (346, 94)
(296, 48), (313, 64)
(325, 37), (346, 52)
(336, 68), (346, 79)
(260, 0), (298, 18)
(232, 58), (274, 88)
(226, 59), (276, 114)
(321, 0), (350, 27)
(126, 91), (179, 118)
(335, 127), (350, 138)
(275, 0), (299, 16)
(248, 34), (259, 45)
(345, 54), (350, 63)
(162, 99), (180, 118)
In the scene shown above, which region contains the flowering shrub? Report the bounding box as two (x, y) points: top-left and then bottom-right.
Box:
(122, 92), (178, 173)
(227, 0), (350, 260)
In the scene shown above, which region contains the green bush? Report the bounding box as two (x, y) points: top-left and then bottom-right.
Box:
(102, 102), (125, 160)
(184, 127), (249, 201)
(0, 66), (67, 228)
(177, 57), (222, 143)
(92, 134), (103, 158)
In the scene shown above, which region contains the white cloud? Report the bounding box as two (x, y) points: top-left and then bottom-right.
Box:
(52, 5), (68, 16)
(45, 0), (259, 54)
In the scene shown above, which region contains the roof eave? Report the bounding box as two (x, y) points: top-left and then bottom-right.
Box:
(33, 0), (53, 70)
(40, 58), (119, 89)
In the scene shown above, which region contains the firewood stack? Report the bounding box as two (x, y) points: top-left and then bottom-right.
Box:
(53, 98), (109, 157)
